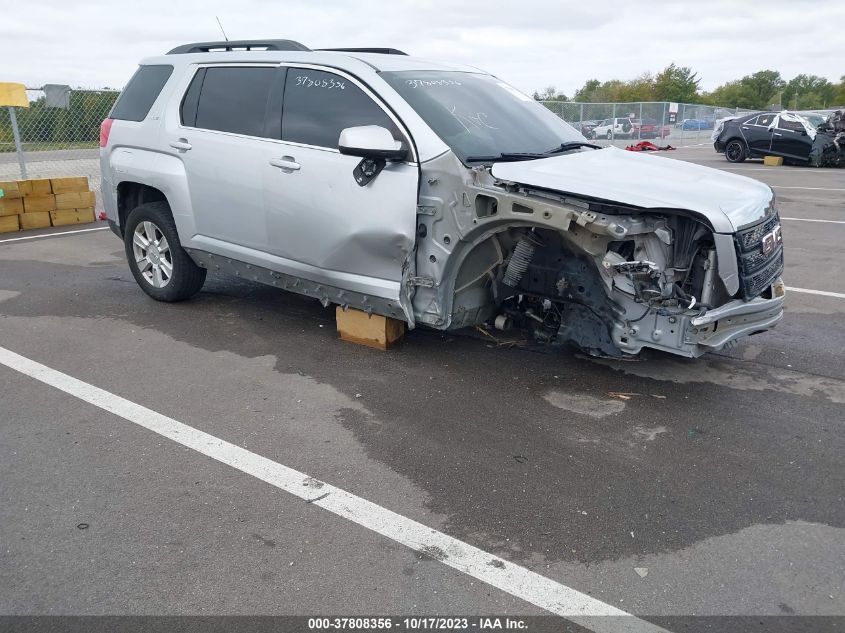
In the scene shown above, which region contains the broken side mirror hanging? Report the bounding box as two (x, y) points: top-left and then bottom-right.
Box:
(338, 125), (408, 187)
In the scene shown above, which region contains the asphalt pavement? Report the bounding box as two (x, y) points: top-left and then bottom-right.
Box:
(0, 147), (842, 632)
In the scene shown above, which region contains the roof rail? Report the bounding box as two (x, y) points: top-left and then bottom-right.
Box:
(167, 40), (310, 54)
(318, 47), (408, 56)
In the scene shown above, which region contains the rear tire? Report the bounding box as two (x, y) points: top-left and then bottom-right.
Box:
(124, 201), (206, 302)
(606, 131), (612, 140)
(725, 139), (747, 163)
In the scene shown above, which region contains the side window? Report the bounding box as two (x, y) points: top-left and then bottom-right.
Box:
(281, 69), (399, 148)
(744, 115), (760, 126)
(180, 68), (205, 127)
(777, 119), (804, 132)
(757, 114), (775, 127)
(192, 66), (276, 137)
(111, 65), (173, 121)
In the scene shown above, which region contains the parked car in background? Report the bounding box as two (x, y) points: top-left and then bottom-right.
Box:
(713, 111), (819, 164)
(656, 123), (671, 138)
(630, 118), (656, 138)
(629, 118), (671, 139)
(569, 120), (598, 138)
(592, 117), (633, 139)
(682, 118), (715, 131)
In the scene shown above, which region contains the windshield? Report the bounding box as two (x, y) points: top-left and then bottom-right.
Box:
(381, 71), (586, 164)
(803, 114), (826, 128)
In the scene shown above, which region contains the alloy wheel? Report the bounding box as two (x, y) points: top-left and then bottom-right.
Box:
(132, 221), (173, 288)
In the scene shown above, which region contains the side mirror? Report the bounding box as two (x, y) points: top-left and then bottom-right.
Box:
(338, 125), (408, 161)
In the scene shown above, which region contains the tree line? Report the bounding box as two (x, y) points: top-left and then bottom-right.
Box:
(534, 64), (845, 110)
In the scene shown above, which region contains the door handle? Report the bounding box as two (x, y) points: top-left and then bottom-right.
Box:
(169, 139), (192, 151)
(773, 133), (783, 136)
(269, 157), (301, 172)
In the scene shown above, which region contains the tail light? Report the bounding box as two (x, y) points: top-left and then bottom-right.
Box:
(99, 118), (114, 147)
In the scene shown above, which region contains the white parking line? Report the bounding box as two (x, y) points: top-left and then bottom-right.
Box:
(0, 345), (668, 633)
(772, 186), (845, 192)
(0, 226), (109, 244)
(782, 217), (845, 225)
(718, 166), (837, 173)
(785, 287), (845, 299)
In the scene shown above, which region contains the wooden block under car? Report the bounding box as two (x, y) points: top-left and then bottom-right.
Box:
(23, 195), (55, 213)
(0, 180), (22, 199)
(54, 191), (96, 210)
(50, 207), (95, 226)
(335, 306), (406, 351)
(763, 155), (784, 166)
(0, 197), (24, 216)
(0, 214), (20, 233)
(19, 178), (52, 196)
(19, 211), (51, 230)
(49, 176), (90, 194)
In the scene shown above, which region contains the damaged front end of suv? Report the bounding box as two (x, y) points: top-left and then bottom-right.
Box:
(410, 148), (785, 359)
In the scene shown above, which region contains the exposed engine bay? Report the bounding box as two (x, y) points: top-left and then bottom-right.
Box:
(411, 151), (785, 358)
(448, 215), (737, 357)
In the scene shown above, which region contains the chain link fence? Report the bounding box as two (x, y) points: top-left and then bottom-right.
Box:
(541, 100), (763, 147)
(1, 87), (119, 210)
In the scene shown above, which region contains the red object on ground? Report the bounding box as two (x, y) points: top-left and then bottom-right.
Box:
(625, 141), (676, 152)
(98, 211), (107, 221)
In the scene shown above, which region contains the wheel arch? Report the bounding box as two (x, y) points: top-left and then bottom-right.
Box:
(116, 182), (169, 237)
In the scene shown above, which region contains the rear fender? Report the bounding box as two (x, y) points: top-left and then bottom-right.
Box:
(110, 148), (196, 243)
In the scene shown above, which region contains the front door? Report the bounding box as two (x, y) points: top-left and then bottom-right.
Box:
(770, 117), (812, 162)
(262, 66), (419, 311)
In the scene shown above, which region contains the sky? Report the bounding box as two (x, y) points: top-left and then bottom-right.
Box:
(4, 0), (844, 97)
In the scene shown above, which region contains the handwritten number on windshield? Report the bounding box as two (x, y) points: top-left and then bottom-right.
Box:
(406, 79), (462, 88)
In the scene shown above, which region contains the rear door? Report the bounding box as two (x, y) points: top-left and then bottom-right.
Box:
(742, 113), (776, 156)
(262, 66), (419, 313)
(770, 116), (812, 162)
(174, 64), (279, 251)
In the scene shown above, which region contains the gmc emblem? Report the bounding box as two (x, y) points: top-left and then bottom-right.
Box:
(761, 224), (782, 256)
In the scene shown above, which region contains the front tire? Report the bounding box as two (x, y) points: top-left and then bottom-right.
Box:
(124, 201), (206, 302)
(725, 139), (747, 163)
(606, 131), (612, 140)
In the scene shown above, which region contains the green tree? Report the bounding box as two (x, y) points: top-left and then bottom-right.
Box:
(573, 79), (603, 102)
(834, 76), (845, 106)
(532, 86), (568, 102)
(782, 74), (835, 109)
(653, 64), (700, 103)
(705, 70), (785, 110)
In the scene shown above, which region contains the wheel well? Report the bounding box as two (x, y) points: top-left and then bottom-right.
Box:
(116, 182), (168, 236)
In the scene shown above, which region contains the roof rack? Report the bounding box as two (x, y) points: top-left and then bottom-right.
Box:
(318, 47), (408, 56)
(167, 40), (310, 54)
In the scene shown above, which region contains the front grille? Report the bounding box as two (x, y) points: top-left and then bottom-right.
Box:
(735, 212), (784, 300)
(737, 213), (780, 251)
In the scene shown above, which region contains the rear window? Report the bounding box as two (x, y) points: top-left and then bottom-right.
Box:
(192, 66), (276, 137)
(110, 65), (173, 121)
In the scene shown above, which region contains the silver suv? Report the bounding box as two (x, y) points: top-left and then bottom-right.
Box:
(100, 40), (785, 358)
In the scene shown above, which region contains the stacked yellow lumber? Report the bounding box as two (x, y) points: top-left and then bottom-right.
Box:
(0, 177), (96, 233)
